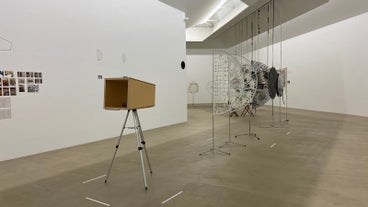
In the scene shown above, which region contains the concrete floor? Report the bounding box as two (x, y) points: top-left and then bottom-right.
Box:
(0, 105), (367, 207)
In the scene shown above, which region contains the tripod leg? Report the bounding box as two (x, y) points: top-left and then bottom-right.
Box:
(133, 110), (153, 174)
(133, 110), (148, 190)
(105, 110), (131, 183)
(249, 119), (260, 140)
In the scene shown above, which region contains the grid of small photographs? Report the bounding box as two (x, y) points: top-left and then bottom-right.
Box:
(0, 71), (17, 96)
(0, 70), (43, 96)
(17, 71), (42, 93)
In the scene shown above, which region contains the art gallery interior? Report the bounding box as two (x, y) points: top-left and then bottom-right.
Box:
(1, 0), (368, 206)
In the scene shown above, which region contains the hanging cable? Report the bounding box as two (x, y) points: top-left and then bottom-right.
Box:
(280, 13), (283, 70)
(246, 18), (249, 61)
(272, 0), (275, 67)
(244, 19), (248, 61)
(251, 20), (254, 61)
(257, 9), (261, 61)
(267, 4), (270, 67)
(270, 0), (276, 122)
(241, 21), (244, 65)
(278, 0), (288, 121)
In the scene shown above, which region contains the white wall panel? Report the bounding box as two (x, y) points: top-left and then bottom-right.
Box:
(0, 0), (187, 160)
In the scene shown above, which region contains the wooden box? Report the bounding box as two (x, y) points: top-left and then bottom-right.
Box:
(104, 77), (155, 110)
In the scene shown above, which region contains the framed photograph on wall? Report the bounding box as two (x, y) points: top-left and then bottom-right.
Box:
(3, 79), (9, 86)
(35, 79), (42, 84)
(26, 72), (34, 77)
(10, 88), (16, 96)
(27, 78), (34, 84)
(19, 86), (25, 93)
(9, 78), (16, 86)
(5, 71), (14, 78)
(3, 88), (10, 96)
(35, 72), (42, 78)
(17, 72), (26, 77)
(18, 78), (25, 84)
(27, 85), (39, 93)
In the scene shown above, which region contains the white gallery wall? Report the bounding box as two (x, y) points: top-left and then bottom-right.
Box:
(186, 53), (212, 104)
(0, 0), (187, 161)
(279, 11), (368, 117)
(186, 11), (368, 117)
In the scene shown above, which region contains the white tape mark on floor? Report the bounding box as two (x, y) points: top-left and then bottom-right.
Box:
(161, 191), (184, 204)
(286, 131), (291, 135)
(82, 175), (106, 184)
(270, 143), (276, 148)
(85, 197), (111, 206)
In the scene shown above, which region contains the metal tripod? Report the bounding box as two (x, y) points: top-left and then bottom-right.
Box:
(260, 99), (287, 128)
(219, 111), (246, 148)
(199, 104), (230, 156)
(235, 118), (261, 140)
(105, 109), (152, 190)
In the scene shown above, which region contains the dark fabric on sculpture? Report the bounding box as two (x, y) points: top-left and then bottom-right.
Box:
(268, 67), (278, 99)
(251, 60), (271, 106)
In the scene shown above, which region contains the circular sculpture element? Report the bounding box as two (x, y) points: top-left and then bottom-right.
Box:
(212, 52), (257, 115)
(235, 56), (258, 105)
(188, 81), (199, 94)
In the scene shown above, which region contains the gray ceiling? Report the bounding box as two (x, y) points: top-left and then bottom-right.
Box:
(157, 0), (260, 27)
(158, 0), (222, 28)
(159, 0), (368, 49)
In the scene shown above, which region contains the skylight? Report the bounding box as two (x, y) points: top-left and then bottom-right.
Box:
(195, 0), (247, 28)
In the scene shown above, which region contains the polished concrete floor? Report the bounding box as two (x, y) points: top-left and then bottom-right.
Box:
(1, 105), (368, 207)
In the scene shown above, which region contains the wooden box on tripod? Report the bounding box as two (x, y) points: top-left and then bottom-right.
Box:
(104, 77), (155, 110)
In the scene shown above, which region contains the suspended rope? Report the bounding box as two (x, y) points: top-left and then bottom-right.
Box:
(257, 9), (261, 61)
(251, 20), (254, 61)
(267, 4), (270, 67)
(271, 0), (275, 64)
(268, 0), (278, 122)
(241, 21), (244, 65)
(278, 0), (288, 121)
